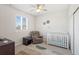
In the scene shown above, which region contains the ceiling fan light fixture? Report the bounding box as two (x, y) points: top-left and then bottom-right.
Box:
(36, 4), (44, 12)
(38, 5), (43, 9)
(36, 9), (41, 12)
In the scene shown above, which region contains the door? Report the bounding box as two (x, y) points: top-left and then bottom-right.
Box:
(74, 8), (79, 54)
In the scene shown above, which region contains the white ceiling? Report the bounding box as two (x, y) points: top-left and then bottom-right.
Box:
(10, 4), (69, 16)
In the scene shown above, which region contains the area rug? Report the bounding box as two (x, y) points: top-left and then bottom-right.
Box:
(16, 51), (29, 55)
(36, 45), (47, 50)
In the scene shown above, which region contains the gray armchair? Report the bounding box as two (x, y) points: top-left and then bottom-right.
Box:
(30, 31), (43, 44)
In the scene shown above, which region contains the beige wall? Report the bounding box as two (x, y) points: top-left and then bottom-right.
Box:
(0, 5), (35, 46)
(35, 11), (69, 34)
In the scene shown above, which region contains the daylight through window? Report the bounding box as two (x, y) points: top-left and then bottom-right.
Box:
(16, 16), (28, 30)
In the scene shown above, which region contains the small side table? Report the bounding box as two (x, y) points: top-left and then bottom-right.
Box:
(23, 37), (32, 45)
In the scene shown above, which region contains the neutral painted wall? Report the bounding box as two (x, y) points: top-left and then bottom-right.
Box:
(35, 11), (69, 39)
(0, 5), (35, 46)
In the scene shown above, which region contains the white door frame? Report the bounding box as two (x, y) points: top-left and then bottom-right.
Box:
(73, 7), (79, 55)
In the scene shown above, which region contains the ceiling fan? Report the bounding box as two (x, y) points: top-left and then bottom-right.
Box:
(31, 4), (47, 12)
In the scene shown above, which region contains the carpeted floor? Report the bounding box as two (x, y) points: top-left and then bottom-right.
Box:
(15, 43), (71, 55)
(16, 51), (29, 55)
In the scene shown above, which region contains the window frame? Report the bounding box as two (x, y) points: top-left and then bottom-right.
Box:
(16, 16), (28, 31)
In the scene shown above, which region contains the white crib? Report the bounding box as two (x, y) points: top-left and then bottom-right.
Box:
(47, 32), (69, 49)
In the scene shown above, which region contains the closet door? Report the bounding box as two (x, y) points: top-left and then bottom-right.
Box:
(74, 8), (79, 54)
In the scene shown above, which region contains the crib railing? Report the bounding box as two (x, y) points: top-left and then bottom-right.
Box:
(47, 32), (69, 48)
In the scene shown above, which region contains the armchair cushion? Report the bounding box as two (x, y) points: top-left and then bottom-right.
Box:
(30, 31), (43, 44)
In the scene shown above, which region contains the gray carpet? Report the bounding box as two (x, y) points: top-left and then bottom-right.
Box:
(16, 51), (29, 55)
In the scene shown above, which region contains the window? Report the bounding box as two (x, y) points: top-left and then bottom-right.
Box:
(16, 16), (28, 30)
